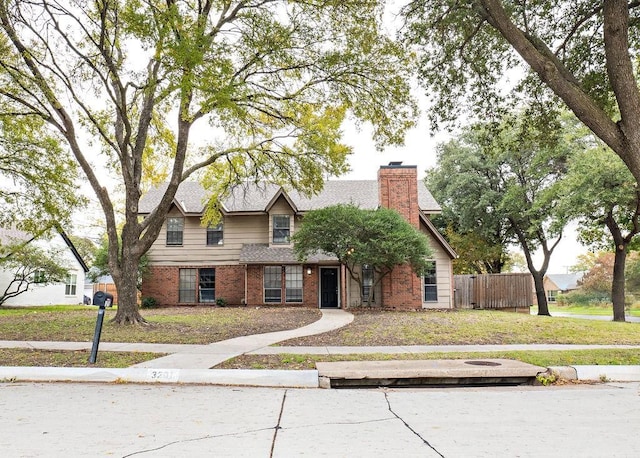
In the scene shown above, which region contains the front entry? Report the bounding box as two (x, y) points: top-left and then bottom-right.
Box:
(320, 267), (339, 308)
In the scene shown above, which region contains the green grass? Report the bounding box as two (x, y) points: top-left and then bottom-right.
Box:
(542, 303), (640, 316)
(280, 309), (640, 346)
(219, 349), (640, 370)
(0, 348), (161, 368)
(0, 305), (321, 344)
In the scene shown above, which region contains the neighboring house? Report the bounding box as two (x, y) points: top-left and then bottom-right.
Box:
(0, 227), (89, 306)
(139, 162), (457, 310)
(544, 273), (583, 302)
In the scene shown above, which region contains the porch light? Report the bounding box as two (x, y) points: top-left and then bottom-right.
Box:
(306, 267), (312, 275)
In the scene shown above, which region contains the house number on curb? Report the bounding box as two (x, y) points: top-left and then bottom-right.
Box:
(147, 369), (180, 382)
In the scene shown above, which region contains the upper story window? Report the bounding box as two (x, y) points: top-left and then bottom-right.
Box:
(166, 217), (184, 246)
(207, 222), (224, 246)
(272, 215), (290, 244)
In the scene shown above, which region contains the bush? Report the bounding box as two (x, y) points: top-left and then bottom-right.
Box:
(140, 296), (158, 309)
(556, 289), (610, 307)
(215, 297), (228, 307)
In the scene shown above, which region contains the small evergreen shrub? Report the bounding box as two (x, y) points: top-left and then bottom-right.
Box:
(141, 296), (158, 309)
(215, 297), (228, 307)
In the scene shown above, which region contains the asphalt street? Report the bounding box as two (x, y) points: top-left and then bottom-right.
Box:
(1, 382), (638, 457)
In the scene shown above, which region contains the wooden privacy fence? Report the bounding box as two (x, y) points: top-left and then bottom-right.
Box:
(454, 273), (533, 310)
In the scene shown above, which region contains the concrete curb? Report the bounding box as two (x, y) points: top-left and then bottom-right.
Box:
(0, 367), (319, 388)
(549, 365), (640, 382)
(2, 365), (639, 387)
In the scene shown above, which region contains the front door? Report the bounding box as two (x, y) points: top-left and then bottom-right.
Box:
(320, 267), (339, 308)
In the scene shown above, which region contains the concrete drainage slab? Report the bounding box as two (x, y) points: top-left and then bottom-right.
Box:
(316, 359), (546, 388)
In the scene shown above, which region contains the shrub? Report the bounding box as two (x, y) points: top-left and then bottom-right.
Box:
(140, 296), (158, 309)
(215, 297), (228, 307)
(556, 289), (610, 307)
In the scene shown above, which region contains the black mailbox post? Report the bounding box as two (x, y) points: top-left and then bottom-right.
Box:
(89, 291), (114, 364)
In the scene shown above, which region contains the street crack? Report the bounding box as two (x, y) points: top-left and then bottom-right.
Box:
(270, 389), (287, 457)
(384, 391), (445, 457)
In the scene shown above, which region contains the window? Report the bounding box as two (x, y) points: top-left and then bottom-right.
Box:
(362, 264), (374, 301)
(272, 215), (290, 244)
(207, 223), (223, 246)
(166, 217), (184, 246)
(179, 268), (197, 302)
(423, 261), (437, 302)
(33, 270), (47, 284)
(264, 266), (282, 302)
(179, 268), (215, 303)
(65, 274), (77, 296)
(199, 268), (216, 302)
(285, 265), (303, 303)
(547, 290), (558, 302)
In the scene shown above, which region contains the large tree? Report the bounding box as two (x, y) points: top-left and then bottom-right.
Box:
(0, 0), (417, 323)
(429, 113), (575, 315)
(293, 204), (432, 306)
(562, 144), (640, 321)
(402, 1), (640, 188)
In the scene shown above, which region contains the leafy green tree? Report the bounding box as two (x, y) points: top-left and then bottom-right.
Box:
(402, 1), (640, 188)
(0, 1), (416, 323)
(293, 204), (432, 306)
(0, 243), (70, 306)
(562, 145), (640, 320)
(428, 112), (575, 315)
(0, 116), (83, 233)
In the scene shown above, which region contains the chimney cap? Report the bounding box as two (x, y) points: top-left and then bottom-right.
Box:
(388, 161), (403, 167)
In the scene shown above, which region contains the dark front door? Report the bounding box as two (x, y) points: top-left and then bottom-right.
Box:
(320, 268), (339, 308)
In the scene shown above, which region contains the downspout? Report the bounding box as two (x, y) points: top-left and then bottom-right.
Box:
(244, 264), (248, 306)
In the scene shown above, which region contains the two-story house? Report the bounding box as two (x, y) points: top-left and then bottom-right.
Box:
(139, 162), (456, 310)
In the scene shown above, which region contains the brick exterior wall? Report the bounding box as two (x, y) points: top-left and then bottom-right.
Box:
(143, 265), (245, 306)
(245, 264), (319, 307)
(378, 164), (423, 310)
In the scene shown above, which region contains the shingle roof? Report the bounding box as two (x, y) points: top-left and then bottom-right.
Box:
(139, 180), (441, 214)
(546, 273), (583, 291)
(239, 244), (337, 264)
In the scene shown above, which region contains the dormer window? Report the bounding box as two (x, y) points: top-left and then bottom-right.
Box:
(273, 215), (290, 244)
(207, 222), (224, 246)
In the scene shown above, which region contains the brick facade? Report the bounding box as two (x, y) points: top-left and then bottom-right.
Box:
(246, 264), (319, 307)
(143, 265), (245, 306)
(378, 164), (423, 310)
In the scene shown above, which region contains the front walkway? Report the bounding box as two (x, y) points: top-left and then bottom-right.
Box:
(130, 308), (354, 369)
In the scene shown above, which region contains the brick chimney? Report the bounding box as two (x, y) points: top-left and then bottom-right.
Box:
(377, 162), (422, 309)
(378, 162), (419, 228)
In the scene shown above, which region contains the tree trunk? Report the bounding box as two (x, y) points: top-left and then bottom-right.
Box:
(110, 228), (146, 324)
(111, 258), (146, 325)
(611, 245), (627, 322)
(532, 271), (550, 316)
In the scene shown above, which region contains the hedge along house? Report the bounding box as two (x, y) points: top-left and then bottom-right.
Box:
(139, 163), (456, 310)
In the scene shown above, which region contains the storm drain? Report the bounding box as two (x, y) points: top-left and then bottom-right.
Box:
(316, 359), (544, 389)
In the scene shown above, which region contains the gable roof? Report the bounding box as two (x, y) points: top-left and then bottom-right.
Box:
(546, 273), (583, 291)
(139, 180), (442, 215)
(0, 226), (89, 273)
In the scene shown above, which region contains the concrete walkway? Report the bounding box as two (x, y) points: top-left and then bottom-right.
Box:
(130, 308), (354, 369)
